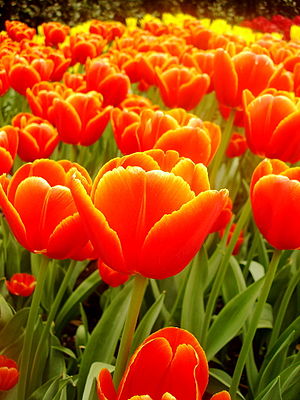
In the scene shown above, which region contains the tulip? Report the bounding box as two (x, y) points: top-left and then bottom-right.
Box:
(0, 125), (19, 174)
(97, 327), (230, 400)
(12, 112), (59, 162)
(6, 273), (36, 296)
(111, 108), (220, 165)
(48, 91), (112, 146)
(219, 223), (244, 255)
(90, 20), (126, 42)
(71, 149), (229, 279)
(0, 355), (19, 391)
(0, 63), (10, 96)
(155, 66), (210, 110)
(213, 49), (275, 110)
(5, 20), (36, 41)
(65, 33), (107, 65)
(98, 259), (129, 287)
(226, 132), (248, 158)
(42, 22), (70, 47)
(250, 158), (300, 250)
(86, 58), (130, 106)
(243, 89), (300, 163)
(0, 159), (94, 260)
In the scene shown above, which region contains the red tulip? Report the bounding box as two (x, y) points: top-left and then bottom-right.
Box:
(12, 112), (59, 161)
(250, 159), (300, 249)
(6, 273), (36, 296)
(0, 125), (19, 174)
(0, 355), (19, 391)
(71, 150), (229, 279)
(97, 327), (230, 400)
(0, 159), (94, 260)
(0, 63), (10, 96)
(42, 22), (70, 47)
(90, 20), (126, 42)
(155, 66), (210, 111)
(48, 91), (112, 146)
(226, 132), (248, 158)
(219, 223), (244, 255)
(243, 89), (300, 163)
(65, 33), (107, 65)
(5, 20), (36, 41)
(97, 259), (129, 287)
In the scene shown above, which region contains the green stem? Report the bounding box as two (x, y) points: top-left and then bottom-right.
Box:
(268, 260), (300, 350)
(29, 259), (77, 390)
(209, 110), (235, 189)
(200, 198), (251, 347)
(113, 274), (148, 388)
(243, 227), (260, 279)
(150, 279), (172, 324)
(17, 254), (49, 400)
(229, 249), (282, 399)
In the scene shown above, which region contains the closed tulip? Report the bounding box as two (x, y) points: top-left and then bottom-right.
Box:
(243, 89), (300, 163)
(12, 112), (59, 161)
(42, 22), (70, 47)
(71, 150), (229, 279)
(155, 66), (210, 110)
(0, 125), (19, 174)
(250, 158), (300, 249)
(6, 273), (36, 296)
(48, 91), (112, 146)
(0, 355), (19, 391)
(97, 327), (230, 400)
(0, 159), (94, 260)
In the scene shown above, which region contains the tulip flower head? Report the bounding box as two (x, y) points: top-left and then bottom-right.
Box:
(71, 150), (229, 279)
(0, 126), (19, 174)
(6, 273), (36, 296)
(250, 159), (300, 250)
(0, 355), (19, 391)
(97, 327), (231, 400)
(0, 159), (95, 260)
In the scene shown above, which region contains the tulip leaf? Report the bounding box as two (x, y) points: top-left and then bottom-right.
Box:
(0, 307), (28, 350)
(222, 256), (246, 303)
(249, 261), (266, 281)
(181, 247), (208, 338)
(77, 281), (132, 399)
(256, 330), (295, 394)
(206, 278), (264, 360)
(208, 368), (245, 400)
(256, 377), (282, 400)
(55, 270), (101, 333)
(0, 294), (14, 329)
(82, 362), (114, 400)
(131, 292), (165, 353)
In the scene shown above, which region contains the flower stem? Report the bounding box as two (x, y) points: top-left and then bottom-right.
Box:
(229, 248), (282, 399)
(17, 254), (50, 400)
(113, 274), (148, 388)
(200, 198), (251, 347)
(28, 259), (77, 390)
(209, 110), (235, 188)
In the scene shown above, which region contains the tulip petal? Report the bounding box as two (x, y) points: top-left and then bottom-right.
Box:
(251, 175), (300, 249)
(97, 368), (117, 400)
(140, 189), (228, 278)
(70, 177), (125, 271)
(93, 167), (194, 274)
(210, 391), (231, 400)
(170, 159), (210, 195)
(0, 184), (28, 250)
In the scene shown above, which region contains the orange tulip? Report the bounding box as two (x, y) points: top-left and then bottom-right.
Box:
(90, 20), (126, 42)
(71, 150), (229, 279)
(42, 22), (70, 47)
(12, 112), (59, 162)
(138, 52), (179, 86)
(0, 63), (9, 96)
(6, 272), (36, 296)
(48, 91), (112, 146)
(250, 159), (300, 249)
(0, 126), (19, 174)
(64, 33), (107, 65)
(0, 355), (19, 391)
(111, 108), (220, 165)
(86, 58), (130, 106)
(155, 66), (210, 110)
(226, 132), (248, 158)
(0, 159), (94, 260)
(97, 327), (230, 400)
(243, 89), (300, 163)
(213, 49), (275, 110)
(5, 20), (36, 41)
(98, 259), (129, 287)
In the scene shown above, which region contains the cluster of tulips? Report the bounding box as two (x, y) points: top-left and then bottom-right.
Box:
(0, 12), (299, 400)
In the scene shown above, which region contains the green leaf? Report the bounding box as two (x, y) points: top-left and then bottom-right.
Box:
(82, 362), (114, 400)
(77, 281), (132, 399)
(55, 270), (101, 333)
(257, 303), (273, 329)
(0, 294), (14, 329)
(51, 345), (77, 360)
(181, 248), (208, 338)
(0, 307), (28, 350)
(256, 330), (295, 394)
(257, 377), (282, 400)
(248, 261), (265, 281)
(279, 361), (300, 400)
(222, 256), (246, 303)
(131, 292), (165, 353)
(208, 368), (245, 400)
(206, 278), (264, 360)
